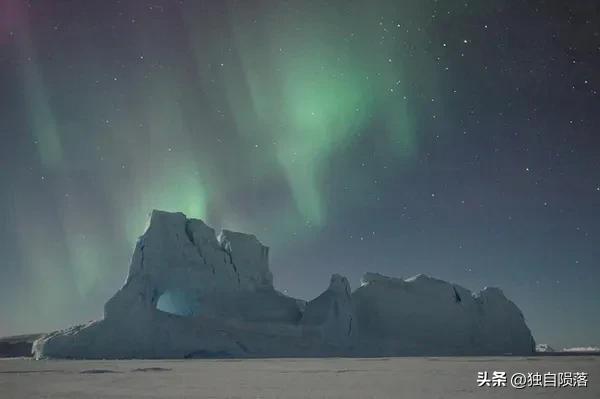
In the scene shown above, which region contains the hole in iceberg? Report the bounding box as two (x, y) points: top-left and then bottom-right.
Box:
(156, 289), (200, 317)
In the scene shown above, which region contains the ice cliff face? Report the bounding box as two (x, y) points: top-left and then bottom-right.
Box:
(33, 211), (535, 359)
(353, 273), (535, 356)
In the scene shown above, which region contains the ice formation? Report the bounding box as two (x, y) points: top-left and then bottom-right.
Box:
(33, 210), (535, 359)
(536, 344), (556, 353)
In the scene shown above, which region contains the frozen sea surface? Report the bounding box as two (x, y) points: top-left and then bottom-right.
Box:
(0, 356), (598, 398)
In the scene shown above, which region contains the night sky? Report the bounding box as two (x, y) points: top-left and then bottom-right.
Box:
(1, 0), (599, 349)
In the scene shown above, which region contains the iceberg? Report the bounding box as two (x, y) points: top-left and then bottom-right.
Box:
(33, 211), (535, 359)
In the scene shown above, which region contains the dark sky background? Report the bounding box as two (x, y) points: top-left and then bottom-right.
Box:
(1, 0), (599, 349)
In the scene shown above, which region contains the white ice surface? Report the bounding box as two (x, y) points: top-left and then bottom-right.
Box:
(1, 357), (598, 399)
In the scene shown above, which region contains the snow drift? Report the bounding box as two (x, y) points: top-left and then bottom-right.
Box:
(33, 210), (535, 359)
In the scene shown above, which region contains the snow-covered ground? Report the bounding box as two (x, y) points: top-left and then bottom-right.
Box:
(1, 356), (598, 398)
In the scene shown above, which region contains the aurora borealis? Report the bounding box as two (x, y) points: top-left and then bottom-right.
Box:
(1, 0), (599, 349)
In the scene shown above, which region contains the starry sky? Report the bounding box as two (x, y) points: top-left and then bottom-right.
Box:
(1, 0), (599, 349)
